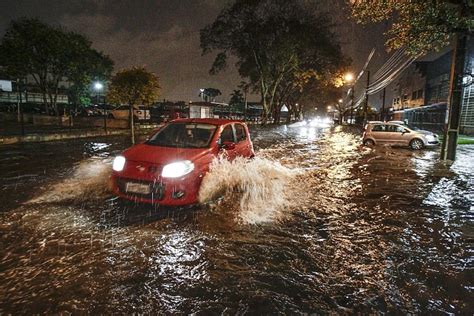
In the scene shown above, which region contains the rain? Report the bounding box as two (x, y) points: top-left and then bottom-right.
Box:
(1, 125), (473, 313)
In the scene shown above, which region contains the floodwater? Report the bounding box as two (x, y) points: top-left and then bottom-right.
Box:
(0, 124), (473, 314)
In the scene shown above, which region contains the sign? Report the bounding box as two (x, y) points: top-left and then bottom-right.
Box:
(0, 80), (13, 92)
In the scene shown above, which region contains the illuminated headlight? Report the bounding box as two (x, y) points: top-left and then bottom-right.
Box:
(426, 135), (436, 141)
(112, 156), (126, 172)
(162, 161), (194, 178)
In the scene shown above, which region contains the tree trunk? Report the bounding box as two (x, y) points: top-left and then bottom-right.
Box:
(129, 103), (135, 144)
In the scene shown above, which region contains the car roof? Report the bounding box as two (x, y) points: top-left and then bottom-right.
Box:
(170, 118), (245, 125)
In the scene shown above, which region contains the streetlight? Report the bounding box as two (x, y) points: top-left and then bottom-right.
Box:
(94, 82), (104, 91)
(338, 99), (343, 103)
(94, 81), (106, 133)
(344, 72), (355, 83)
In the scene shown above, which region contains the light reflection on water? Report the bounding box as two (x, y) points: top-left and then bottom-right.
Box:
(0, 126), (473, 314)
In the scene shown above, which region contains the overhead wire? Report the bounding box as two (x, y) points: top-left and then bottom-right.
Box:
(347, 49), (419, 111)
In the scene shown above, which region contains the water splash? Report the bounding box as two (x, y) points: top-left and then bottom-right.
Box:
(199, 156), (299, 224)
(27, 158), (112, 204)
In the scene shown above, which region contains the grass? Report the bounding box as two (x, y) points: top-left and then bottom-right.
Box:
(438, 135), (474, 145)
(458, 137), (474, 145)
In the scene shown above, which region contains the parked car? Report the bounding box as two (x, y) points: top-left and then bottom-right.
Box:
(362, 121), (440, 150)
(110, 105), (150, 121)
(110, 118), (255, 206)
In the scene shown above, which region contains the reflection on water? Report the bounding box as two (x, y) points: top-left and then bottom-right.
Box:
(0, 126), (473, 313)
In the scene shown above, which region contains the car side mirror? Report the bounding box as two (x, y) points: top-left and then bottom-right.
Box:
(220, 141), (236, 150)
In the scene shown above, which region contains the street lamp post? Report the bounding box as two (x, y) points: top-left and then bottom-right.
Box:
(94, 82), (106, 134)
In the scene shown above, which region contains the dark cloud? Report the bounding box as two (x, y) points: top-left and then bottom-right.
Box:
(0, 0), (239, 102)
(0, 0), (386, 103)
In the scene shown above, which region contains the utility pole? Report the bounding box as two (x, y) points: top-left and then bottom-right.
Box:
(363, 70), (371, 125)
(441, 33), (469, 161)
(381, 87), (386, 121)
(440, 1), (471, 161)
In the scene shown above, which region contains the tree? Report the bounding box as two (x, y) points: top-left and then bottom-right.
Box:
(199, 87), (221, 102)
(201, 0), (347, 124)
(0, 18), (113, 115)
(229, 89), (244, 106)
(107, 67), (161, 144)
(349, 0), (474, 160)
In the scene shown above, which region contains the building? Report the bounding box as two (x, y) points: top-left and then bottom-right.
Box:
(0, 76), (69, 114)
(389, 43), (474, 135)
(188, 101), (218, 119)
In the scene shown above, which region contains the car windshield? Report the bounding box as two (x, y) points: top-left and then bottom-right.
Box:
(146, 123), (217, 148)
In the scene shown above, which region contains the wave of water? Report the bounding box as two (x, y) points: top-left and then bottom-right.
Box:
(27, 158), (112, 204)
(199, 156), (300, 224)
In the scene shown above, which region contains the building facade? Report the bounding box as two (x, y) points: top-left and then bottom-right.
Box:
(390, 43), (474, 135)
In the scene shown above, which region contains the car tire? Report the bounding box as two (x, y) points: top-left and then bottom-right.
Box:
(409, 138), (424, 150)
(363, 139), (375, 146)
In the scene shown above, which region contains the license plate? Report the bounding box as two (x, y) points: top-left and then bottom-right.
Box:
(125, 182), (150, 194)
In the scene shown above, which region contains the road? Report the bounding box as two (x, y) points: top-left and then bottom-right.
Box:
(0, 124), (473, 313)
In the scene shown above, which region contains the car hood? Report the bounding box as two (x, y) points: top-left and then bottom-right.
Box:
(123, 143), (213, 165)
(416, 130), (436, 136)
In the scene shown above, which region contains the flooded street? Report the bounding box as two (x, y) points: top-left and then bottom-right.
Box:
(0, 125), (473, 314)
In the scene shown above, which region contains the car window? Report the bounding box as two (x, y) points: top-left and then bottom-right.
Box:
(116, 105), (128, 110)
(371, 124), (385, 132)
(220, 125), (235, 143)
(234, 124), (247, 142)
(146, 123), (217, 148)
(387, 125), (405, 133)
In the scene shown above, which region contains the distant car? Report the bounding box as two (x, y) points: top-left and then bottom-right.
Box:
(110, 118), (255, 206)
(110, 105), (150, 121)
(363, 122), (440, 150)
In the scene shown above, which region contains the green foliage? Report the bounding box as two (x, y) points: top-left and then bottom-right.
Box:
(0, 18), (113, 112)
(229, 89), (244, 106)
(350, 0), (473, 56)
(201, 0), (348, 123)
(107, 67), (161, 106)
(199, 87), (222, 102)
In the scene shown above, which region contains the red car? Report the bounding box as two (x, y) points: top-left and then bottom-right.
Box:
(110, 118), (255, 206)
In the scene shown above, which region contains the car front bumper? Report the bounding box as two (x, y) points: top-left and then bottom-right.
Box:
(110, 173), (203, 206)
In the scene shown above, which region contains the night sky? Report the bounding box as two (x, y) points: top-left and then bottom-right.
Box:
(0, 0), (388, 104)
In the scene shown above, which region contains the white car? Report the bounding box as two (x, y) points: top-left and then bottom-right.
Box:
(110, 105), (150, 121)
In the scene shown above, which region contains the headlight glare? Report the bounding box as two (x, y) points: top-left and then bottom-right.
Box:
(162, 161), (194, 178)
(112, 156), (126, 172)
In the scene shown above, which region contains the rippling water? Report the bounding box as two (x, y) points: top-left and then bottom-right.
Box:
(0, 125), (473, 313)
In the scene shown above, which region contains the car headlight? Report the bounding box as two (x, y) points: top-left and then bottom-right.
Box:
(162, 161), (194, 178)
(426, 135), (436, 141)
(112, 156), (126, 172)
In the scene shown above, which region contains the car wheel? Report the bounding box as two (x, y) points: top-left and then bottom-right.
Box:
(363, 139), (375, 146)
(410, 138), (424, 150)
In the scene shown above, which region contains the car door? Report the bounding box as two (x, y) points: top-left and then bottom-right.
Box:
(233, 123), (252, 157)
(218, 124), (237, 160)
(370, 124), (388, 144)
(386, 124), (408, 146)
